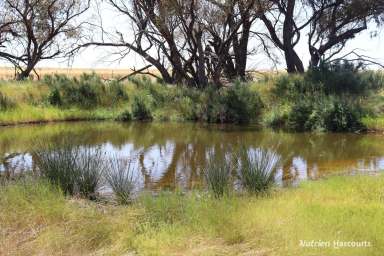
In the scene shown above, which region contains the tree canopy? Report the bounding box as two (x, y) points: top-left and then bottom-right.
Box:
(1, 0), (383, 83)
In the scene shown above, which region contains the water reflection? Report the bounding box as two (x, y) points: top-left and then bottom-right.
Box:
(1, 122), (383, 190)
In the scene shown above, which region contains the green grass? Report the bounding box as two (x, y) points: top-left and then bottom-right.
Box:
(0, 105), (119, 125)
(0, 104), (121, 125)
(1, 175), (384, 255)
(1, 70), (383, 130)
(362, 116), (384, 131)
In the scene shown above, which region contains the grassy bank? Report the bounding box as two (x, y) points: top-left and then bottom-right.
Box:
(0, 78), (128, 125)
(1, 174), (383, 255)
(1, 66), (384, 131)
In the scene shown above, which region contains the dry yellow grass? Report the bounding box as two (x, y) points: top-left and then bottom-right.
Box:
(0, 67), (135, 80)
(0, 66), (279, 81)
(1, 175), (384, 255)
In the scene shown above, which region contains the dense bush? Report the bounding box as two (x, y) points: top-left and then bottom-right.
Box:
(266, 96), (366, 132)
(274, 63), (384, 100)
(262, 105), (290, 129)
(128, 78), (263, 123)
(132, 93), (153, 120)
(129, 76), (170, 107)
(177, 96), (198, 120)
(45, 73), (128, 108)
(308, 62), (384, 95)
(197, 82), (263, 124)
(267, 62), (379, 132)
(0, 92), (16, 111)
(116, 109), (132, 122)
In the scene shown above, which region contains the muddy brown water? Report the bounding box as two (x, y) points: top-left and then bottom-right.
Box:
(1, 121), (383, 191)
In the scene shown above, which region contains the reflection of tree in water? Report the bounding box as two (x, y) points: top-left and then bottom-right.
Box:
(1, 122), (384, 189)
(0, 152), (33, 179)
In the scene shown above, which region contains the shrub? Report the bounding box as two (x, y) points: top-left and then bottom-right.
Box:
(223, 81), (263, 123)
(285, 96), (366, 132)
(287, 99), (314, 132)
(105, 158), (137, 204)
(274, 62), (384, 102)
(128, 76), (170, 106)
(35, 144), (106, 199)
(48, 87), (62, 106)
(116, 110), (132, 122)
(270, 66), (370, 132)
(45, 73), (128, 108)
(237, 147), (280, 194)
(66, 75), (101, 108)
(262, 105), (290, 129)
(0, 92), (16, 111)
(178, 96), (197, 120)
(132, 93), (153, 120)
(307, 61), (384, 95)
(273, 74), (314, 101)
(197, 82), (263, 124)
(109, 80), (128, 101)
(204, 154), (232, 198)
(323, 98), (365, 132)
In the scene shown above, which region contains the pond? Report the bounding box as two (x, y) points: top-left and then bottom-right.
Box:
(1, 121), (383, 191)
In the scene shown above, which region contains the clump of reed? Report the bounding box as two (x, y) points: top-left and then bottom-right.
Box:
(236, 147), (281, 194)
(35, 144), (106, 199)
(105, 158), (137, 204)
(203, 153), (232, 198)
(0, 92), (16, 111)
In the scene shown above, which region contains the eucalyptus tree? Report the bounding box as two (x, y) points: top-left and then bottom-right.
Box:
(306, 0), (384, 68)
(256, 0), (384, 73)
(256, 0), (306, 73)
(0, 0), (90, 80)
(81, 0), (259, 87)
(0, 2), (18, 63)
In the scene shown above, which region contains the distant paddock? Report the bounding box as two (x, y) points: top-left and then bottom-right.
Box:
(0, 66), (280, 81)
(0, 67), (137, 80)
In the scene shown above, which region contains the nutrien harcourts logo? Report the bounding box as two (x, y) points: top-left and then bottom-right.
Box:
(300, 240), (372, 249)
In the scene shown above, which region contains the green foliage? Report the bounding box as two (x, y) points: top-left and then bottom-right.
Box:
(132, 93), (153, 120)
(197, 82), (263, 123)
(177, 96), (197, 120)
(237, 147), (280, 194)
(35, 143), (106, 199)
(116, 109), (132, 122)
(262, 104), (290, 129)
(0, 92), (16, 111)
(139, 191), (187, 226)
(223, 81), (263, 123)
(105, 158), (137, 205)
(2, 175), (384, 255)
(2, 69), (383, 131)
(44, 73), (128, 108)
(286, 96), (365, 132)
(273, 62), (384, 100)
(48, 87), (62, 106)
(308, 61), (384, 95)
(109, 80), (129, 102)
(203, 154), (232, 198)
(268, 63), (377, 132)
(129, 77), (167, 106)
